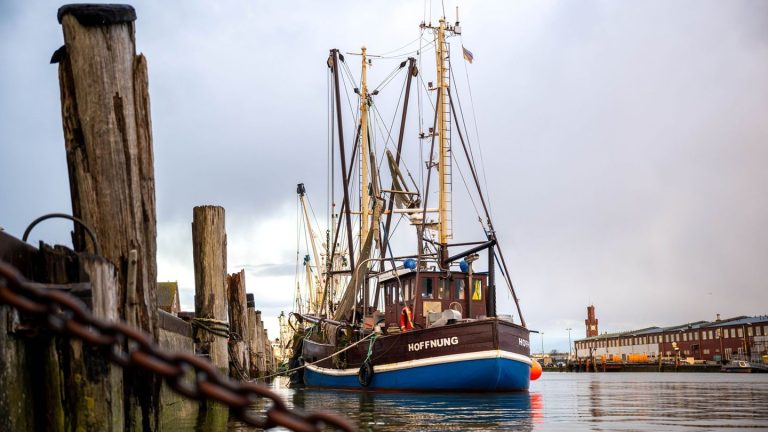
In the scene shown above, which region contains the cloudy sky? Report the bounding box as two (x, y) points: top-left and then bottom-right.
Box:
(1, 0), (767, 352)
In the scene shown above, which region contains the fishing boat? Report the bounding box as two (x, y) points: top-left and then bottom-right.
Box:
(288, 13), (533, 392)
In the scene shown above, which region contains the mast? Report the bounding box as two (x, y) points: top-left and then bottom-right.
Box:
(435, 18), (452, 265)
(360, 47), (371, 243)
(298, 183), (323, 314)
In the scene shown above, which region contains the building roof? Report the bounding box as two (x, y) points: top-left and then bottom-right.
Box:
(157, 281), (178, 310)
(704, 315), (768, 328)
(574, 316), (768, 342)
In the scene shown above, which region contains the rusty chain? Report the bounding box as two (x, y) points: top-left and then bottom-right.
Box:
(0, 260), (356, 432)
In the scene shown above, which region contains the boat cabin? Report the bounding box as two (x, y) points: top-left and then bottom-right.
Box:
(377, 269), (488, 330)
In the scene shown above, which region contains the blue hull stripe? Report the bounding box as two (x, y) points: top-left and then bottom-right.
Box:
(304, 351), (531, 391)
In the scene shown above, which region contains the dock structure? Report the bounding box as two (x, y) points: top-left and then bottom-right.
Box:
(0, 4), (280, 431)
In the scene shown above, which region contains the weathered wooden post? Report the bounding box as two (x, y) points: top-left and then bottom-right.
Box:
(246, 295), (260, 377)
(227, 270), (250, 379)
(255, 311), (267, 375)
(192, 206), (229, 371)
(53, 4), (160, 429)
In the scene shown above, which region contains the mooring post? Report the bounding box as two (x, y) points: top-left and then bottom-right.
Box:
(255, 311), (266, 376)
(246, 296), (260, 377)
(227, 270), (250, 379)
(54, 4), (160, 429)
(192, 206), (229, 371)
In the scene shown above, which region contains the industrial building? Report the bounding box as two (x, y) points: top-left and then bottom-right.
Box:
(574, 306), (768, 363)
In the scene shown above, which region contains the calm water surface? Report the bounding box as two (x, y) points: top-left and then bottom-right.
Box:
(177, 373), (768, 431)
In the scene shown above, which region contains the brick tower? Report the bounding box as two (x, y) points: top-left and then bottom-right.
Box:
(585, 305), (598, 337)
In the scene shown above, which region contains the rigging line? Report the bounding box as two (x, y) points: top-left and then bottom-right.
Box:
(339, 66), (360, 130)
(416, 75), (437, 111)
(448, 88), (525, 327)
(374, 35), (422, 57)
(370, 79), (405, 163)
(459, 34), (493, 215)
(340, 57), (359, 89)
(453, 154), (483, 224)
(375, 40), (436, 60)
(372, 64), (406, 93)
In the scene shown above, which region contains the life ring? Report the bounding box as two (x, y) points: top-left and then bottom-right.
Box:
(400, 306), (414, 332)
(358, 361), (374, 387)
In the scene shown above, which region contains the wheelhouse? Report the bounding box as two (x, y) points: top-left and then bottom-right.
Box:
(378, 269), (488, 329)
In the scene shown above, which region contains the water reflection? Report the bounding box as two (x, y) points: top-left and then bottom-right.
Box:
(173, 373), (768, 431)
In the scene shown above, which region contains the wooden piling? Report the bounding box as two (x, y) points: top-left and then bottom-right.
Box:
(54, 4), (160, 429)
(227, 270), (250, 379)
(246, 299), (261, 377)
(192, 206), (229, 371)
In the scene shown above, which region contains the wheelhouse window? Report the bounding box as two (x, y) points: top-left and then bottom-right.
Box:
(437, 278), (449, 299)
(471, 279), (483, 301)
(454, 279), (465, 300)
(421, 278), (434, 298)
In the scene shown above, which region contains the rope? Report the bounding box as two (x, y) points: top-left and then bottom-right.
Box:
(260, 331), (376, 380)
(228, 343), (249, 381)
(364, 333), (379, 364)
(191, 317), (230, 339)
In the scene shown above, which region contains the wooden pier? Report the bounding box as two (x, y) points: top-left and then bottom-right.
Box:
(0, 4), (282, 431)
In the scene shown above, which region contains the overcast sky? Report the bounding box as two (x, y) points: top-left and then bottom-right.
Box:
(1, 1), (767, 352)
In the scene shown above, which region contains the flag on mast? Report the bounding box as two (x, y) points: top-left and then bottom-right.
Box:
(462, 45), (474, 63)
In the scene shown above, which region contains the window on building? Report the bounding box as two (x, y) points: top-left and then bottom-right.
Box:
(756, 326), (762, 336)
(737, 328), (743, 338)
(764, 326), (768, 335)
(683, 333), (688, 342)
(730, 328), (736, 338)
(748, 327), (753, 337)
(703, 349), (710, 355)
(709, 330), (714, 339)
(694, 332), (699, 340)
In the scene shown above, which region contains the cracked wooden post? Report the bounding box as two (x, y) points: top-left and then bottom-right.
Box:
(53, 4), (159, 430)
(228, 270), (250, 379)
(192, 206), (229, 371)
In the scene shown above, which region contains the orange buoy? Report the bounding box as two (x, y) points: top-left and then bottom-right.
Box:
(530, 359), (542, 381)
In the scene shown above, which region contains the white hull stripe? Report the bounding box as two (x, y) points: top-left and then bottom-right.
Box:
(305, 350), (532, 377)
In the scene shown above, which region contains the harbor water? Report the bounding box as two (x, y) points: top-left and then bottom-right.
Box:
(174, 373), (768, 431)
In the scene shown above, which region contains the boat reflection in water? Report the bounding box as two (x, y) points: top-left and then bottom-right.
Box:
(289, 388), (542, 431)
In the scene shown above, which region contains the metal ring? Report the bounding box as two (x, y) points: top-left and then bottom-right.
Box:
(22, 213), (101, 256)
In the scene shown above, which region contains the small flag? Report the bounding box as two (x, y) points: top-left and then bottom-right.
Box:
(462, 45), (474, 64)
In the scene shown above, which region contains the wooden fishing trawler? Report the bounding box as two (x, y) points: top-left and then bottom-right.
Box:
(289, 14), (533, 391)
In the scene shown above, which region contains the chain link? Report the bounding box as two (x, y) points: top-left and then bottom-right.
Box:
(0, 260), (356, 432)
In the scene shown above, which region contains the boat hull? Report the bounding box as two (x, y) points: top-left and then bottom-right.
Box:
(300, 318), (531, 391)
(304, 351), (531, 391)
